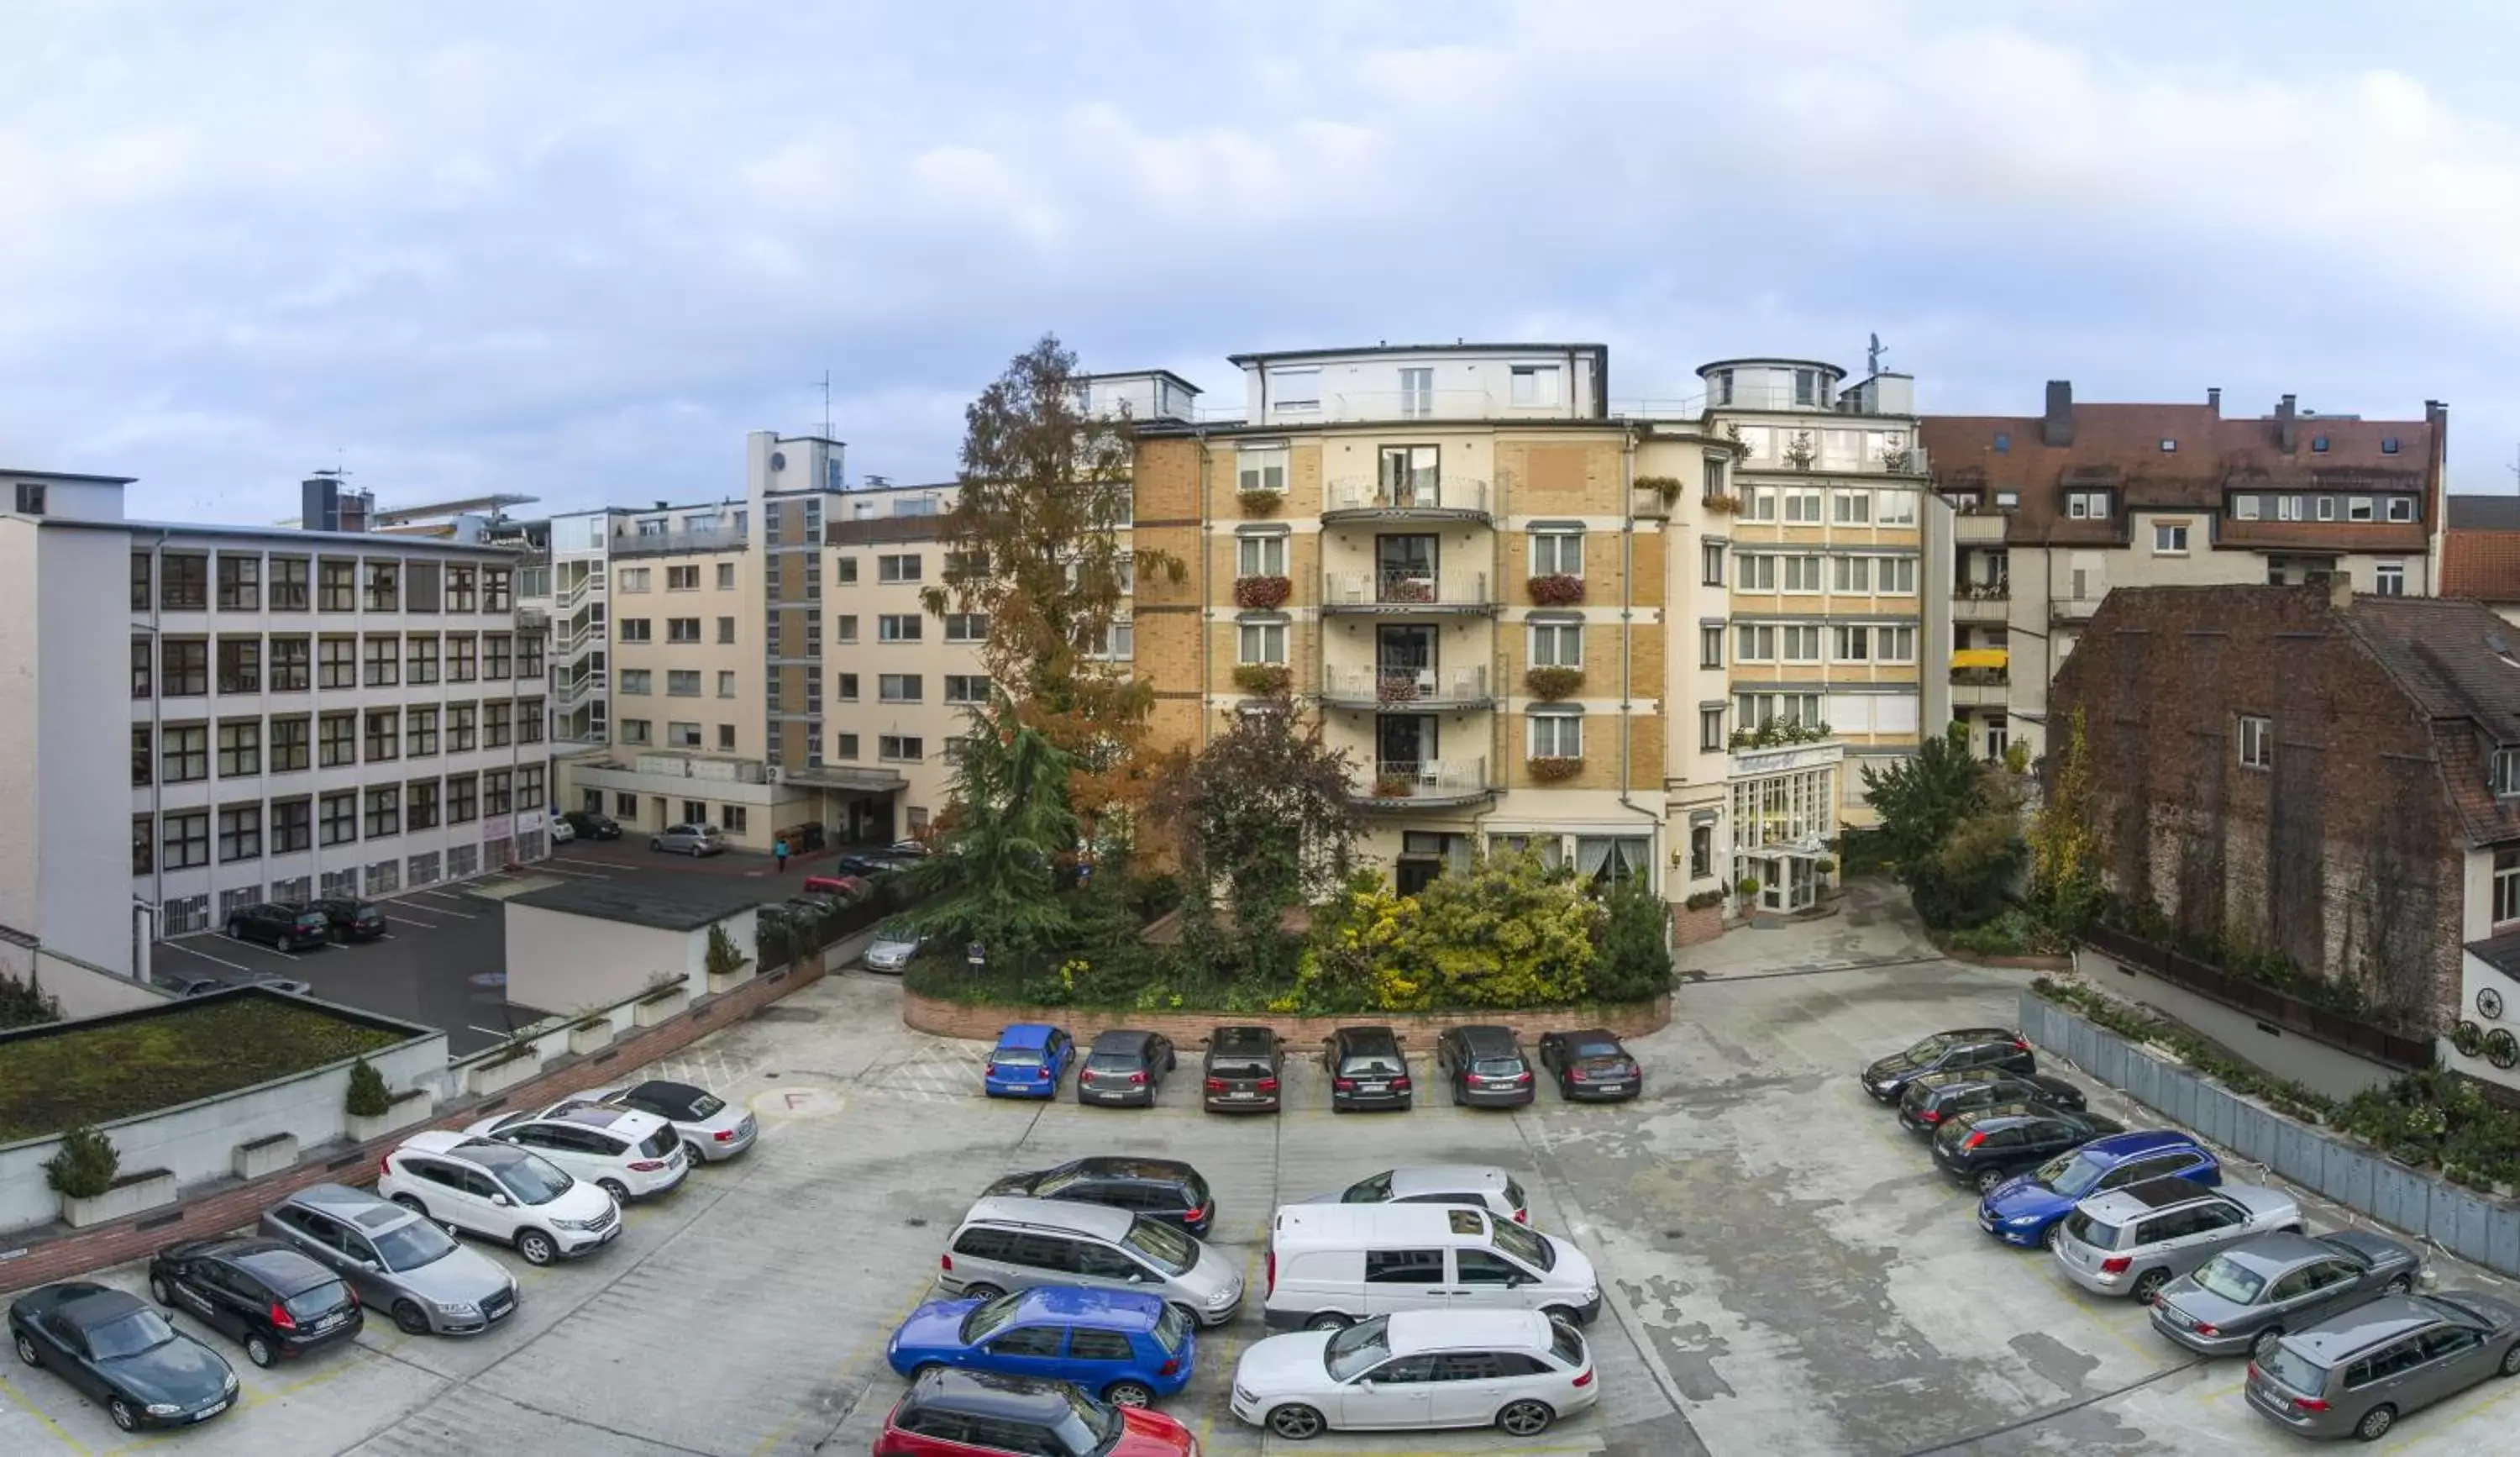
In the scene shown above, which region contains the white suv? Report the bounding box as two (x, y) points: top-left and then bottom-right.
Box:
(464, 1102), (689, 1202)
(378, 1132), (622, 1266)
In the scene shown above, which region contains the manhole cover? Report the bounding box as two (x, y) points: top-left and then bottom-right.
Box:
(1662, 1229), (1685, 1240)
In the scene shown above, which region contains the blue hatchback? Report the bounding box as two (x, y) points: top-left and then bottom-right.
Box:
(1977, 1129), (2221, 1248)
(885, 1286), (1196, 1406)
(983, 1023), (1074, 1098)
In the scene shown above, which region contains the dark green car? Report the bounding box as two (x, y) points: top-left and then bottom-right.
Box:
(8, 1283), (239, 1432)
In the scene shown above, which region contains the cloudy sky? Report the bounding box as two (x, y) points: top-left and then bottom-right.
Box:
(5, 1), (2518, 522)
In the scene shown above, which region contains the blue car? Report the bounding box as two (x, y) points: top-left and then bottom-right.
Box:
(983, 1023), (1074, 1098)
(885, 1286), (1195, 1407)
(1977, 1129), (2221, 1249)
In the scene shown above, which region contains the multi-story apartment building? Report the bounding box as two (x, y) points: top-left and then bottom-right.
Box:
(1921, 382), (2447, 761)
(1, 467), (549, 981)
(816, 480), (967, 840)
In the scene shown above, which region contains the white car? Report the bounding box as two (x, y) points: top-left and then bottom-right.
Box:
(1299, 1165), (1530, 1223)
(463, 1103), (689, 1202)
(378, 1131), (622, 1266)
(549, 817), (576, 844)
(586, 1079), (757, 1163)
(1231, 1308), (1596, 1442)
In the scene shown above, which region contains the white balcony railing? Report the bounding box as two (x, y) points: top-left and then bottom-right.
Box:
(1357, 757), (1490, 803)
(1323, 664), (1490, 707)
(1320, 570), (1491, 609)
(1321, 476), (1491, 516)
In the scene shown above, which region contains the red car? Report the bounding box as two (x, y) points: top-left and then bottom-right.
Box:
(874, 1367), (1197, 1456)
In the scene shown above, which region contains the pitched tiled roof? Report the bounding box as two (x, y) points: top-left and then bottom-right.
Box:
(2341, 595), (2520, 846)
(2440, 529), (2520, 602)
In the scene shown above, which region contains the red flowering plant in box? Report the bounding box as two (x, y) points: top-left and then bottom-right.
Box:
(1233, 575), (1293, 610)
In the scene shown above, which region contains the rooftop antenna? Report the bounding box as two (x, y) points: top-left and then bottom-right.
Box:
(1866, 333), (1888, 376)
(815, 370), (834, 439)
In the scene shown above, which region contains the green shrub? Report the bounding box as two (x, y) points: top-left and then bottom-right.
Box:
(1590, 878), (1674, 1002)
(45, 1125), (118, 1199)
(1736, 877), (1761, 898)
(344, 1057), (391, 1118)
(1683, 889), (1725, 912)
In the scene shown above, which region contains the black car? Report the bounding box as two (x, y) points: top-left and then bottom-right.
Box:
(224, 902), (332, 952)
(8, 1283), (238, 1432)
(1326, 1026), (1413, 1112)
(152, 971), (230, 997)
(1898, 1070), (2087, 1136)
(301, 897), (387, 943)
(1861, 1028), (2035, 1102)
(146, 1237), (362, 1368)
(561, 810), (622, 839)
(983, 1157), (1215, 1237)
(1536, 1028), (1643, 1102)
(1435, 1024), (1536, 1108)
(883, 1368), (1138, 1454)
(1201, 1025), (1284, 1113)
(1078, 1029), (1175, 1107)
(1931, 1106), (2127, 1191)
(832, 854), (905, 877)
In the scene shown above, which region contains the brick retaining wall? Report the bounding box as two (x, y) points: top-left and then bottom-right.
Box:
(0, 954), (826, 1297)
(1672, 902), (1725, 948)
(900, 990), (1670, 1046)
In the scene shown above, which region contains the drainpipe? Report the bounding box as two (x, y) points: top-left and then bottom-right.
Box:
(1199, 434), (1214, 751)
(1614, 430), (1662, 869)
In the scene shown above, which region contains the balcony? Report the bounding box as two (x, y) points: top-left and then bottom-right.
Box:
(559, 669), (607, 707)
(1320, 570), (1493, 614)
(1320, 476), (1491, 523)
(1352, 758), (1492, 809)
(1321, 664), (1491, 710)
(1951, 588), (2011, 624)
(1953, 511), (2011, 544)
(611, 525), (748, 558)
(1950, 666), (2009, 708)
(2050, 594), (2108, 623)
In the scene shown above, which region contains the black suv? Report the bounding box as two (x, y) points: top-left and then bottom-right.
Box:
(1931, 1106), (2126, 1191)
(1898, 1070), (2087, 1136)
(145, 1237), (361, 1368)
(1201, 1025), (1284, 1113)
(561, 810), (622, 839)
(1436, 1024), (1535, 1108)
(1326, 1026), (1413, 1112)
(1077, 1029), (1174, 1107)
(301, 897), (386, 943)
(224, 902), (331, 952)
(1861, 1028), (2035, 1102)
(981, 1157), (1215, 1237)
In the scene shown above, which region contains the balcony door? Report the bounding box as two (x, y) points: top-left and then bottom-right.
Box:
(1376, 534), (1437, 602)
(1378, 625), (1436, 689)
(1378, 446), (1440, 507)
(1378, 714), (1437, 774)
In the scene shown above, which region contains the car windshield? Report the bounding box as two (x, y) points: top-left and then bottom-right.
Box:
(1030, 1166), (1085, 1197)
(1087, 1050), (1142, 1070)
(372, 1219), (458, 1272)
(1340, 1051), (1404, 1075)
(1492, 1219), (1553, 1270)
(2062, 1212), (2121, 1249)
(1050, 1382), (1118, 1454)
(1210, 1057), (1273, 1077)
(1325, 1316), (1393, 1381)
(488, 1153), (575, 1206)
(2258, 1345), (2328, 1395)
(957, 1290), (1024, 1344)
(992, 1049), (1043, 1066)
(2040, 1150), (2111, 1197)
(2192, 1256), (2266, 1305)
(1900, 1032), (1961, 1060)
(874, 922), (917, 944)
(1549, 1320), (1587, 1369)
(1472, 1058), (1524, 1076)
(87, 1309), (178, 1360)
(1342, 1172), (1396, 1203)
(1573, 1041), (1624, 1061)
(1121, 1218), (1196, 1276)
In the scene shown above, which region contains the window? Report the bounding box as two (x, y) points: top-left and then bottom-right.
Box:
(407, 635), (439, 684)
(877, 554), (921, 583)
(217, 719), (260, 776)
(14, 481), (45, 514)
(444, 565), (478, 611)
(668, 670), (701, 697)
(270, 799), (311, 854)
(2159, 438), (2177, 453)
(2376, 562), (2406, 597)
(131, 551), (153, 609)
(837, 672), (859, 702)
(2238, 714), (2271, 771)
(945, 674), (989, 704)
(2491, 849), (2517, 925)
(1699, 706), (1725, 751)
(363, 560), (399, 611)
(667, 618), (700, 643)
(2316, 496), (2335, 522)
(483, 770), (513, 817)
(1700, 541), (1724, 586)
(2234, 495), (2261, 521)
(2349, 497), (2374, 522)
(620, 718), (652, 745)
(1238, 622), (1286, 665)
(2494, 750), (2520, 798)
(217, 637), (261, 693)
(1876, 490), (1917, 526)
(618, 566), (651, 592)
(270, 716), (310, 772)
(443, 775), (477, 824)
(2273, 495), (2305, 522)
(1699, 625), (1723, 669)
(364, 636), (399, 686)
(161, 639), (209, 697)
(365, 709), (400, 761)
(407, 706), (438, 757)
(1743, 487), (1776, 523)
(879, 674), (923, 702)
(2153, 522), (2190, 555)
(1793, 366), (1821, 405)
(1530, 712), (1583, 759)
(447, 702), (475, 752)
(312, 636), (352, 689)
(835, 614), (858, 644)
(406, 780), (439, 830)
(837, 733), (860, 760)
(1834, 556), (1871, 592)
(1530, 621), (1583, 668)
(161, 723), (208, 783)
(1782, 488), (1823, 523)
(320, 792), (356, 847)
(619, 618), (652, 643)
(1364, 1249), (1444, 1284)
(715, 723), (735, 751)
(316, 558), (355, 611)
(712, 670), (735, 699)
(1269, 369), (1320, 409)
(1781, 623), (1822, 662)
(1735, 623), (1775, 662)
(365, 786), (400, 839)
(1835, 625), (1871, 662)
(942, 613), (987, 643)
(668, 722), (701, 748)
(1510, 364), (1561, 407)
(444, 635), (476, 682)
(717, 615), (734, 644)
(1735, 554), (1776, 591)
(318, 713), (355, 767)
(1782, 555), (1823, 592)
(1238, 534), (1287, 577)
(2387, 497), (2416, 523)
(665, 565), (698, 591)
(879, 614), (921, 643)
(485, 634), (512, 679)
(1735, 692), (1823, 728)
(162, 811), (209, 871)
(619, 669), (651, 696)
(131, 639), (152, 699)
(161, 555), (208, 610)
(1834, 490), (1871, 525)
(484, 701), (512, 747)
(216, 555), (261, 610)
(483, 567), (512, 610)
(832, 555), (859, 586)
(879, 734), (924, 762)
(404, 560), (440, 613)
(2066, 491), (2110, 520)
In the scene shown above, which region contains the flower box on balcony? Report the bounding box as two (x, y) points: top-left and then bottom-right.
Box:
(1525, 574), (1586, 607)
(1383, 578), (1435, 604)
(1701, 494), (1743, 515)
(1634, 476), (1685, 513)
(1525, 755), (1584, 783)
(1374, 675), (1421, 705)
(1237, 487), (1283, 518)
(1232, 574), (1292, 610)
(1373, 774), (1415, 798)
(1231, 664), (1292, 696)
(1525, 666), (1584, 702)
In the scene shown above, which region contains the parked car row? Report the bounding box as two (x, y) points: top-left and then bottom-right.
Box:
(1867, 1027), (2520, 1444)
(213, 895), (390, 954)
(4, 1077), (753, 1436)
(976, 1022), (1641, 1112)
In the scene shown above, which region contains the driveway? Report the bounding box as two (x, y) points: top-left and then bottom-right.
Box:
(8, 888), (2516, 1455)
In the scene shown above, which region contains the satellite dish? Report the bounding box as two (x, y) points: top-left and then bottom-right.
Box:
(770, 450), (788, 471)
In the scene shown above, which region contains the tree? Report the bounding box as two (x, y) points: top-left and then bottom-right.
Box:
(45, 1125), (118, 1199)
(1592, 876), (1675, 1002)
(1146, 692), (1362, 944)
(1863, 722), (2024, 928)
(921, 335), (1184, 834)
(2029, 706), (2107, 935)
(900, 691), (1082, 976)
(705, 923), (751, 981)
(0, 968), (60, 1029)
(344, 1057), (391, 1118)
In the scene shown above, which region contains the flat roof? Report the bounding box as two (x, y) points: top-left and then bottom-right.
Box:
(510, 874), (774, 931)
(1079, 368), (1202, 392)
(43, 516), (531, 555)
(2, 467), (137, 486)
(1697, 358), (1851, 379)
(1228, 342), (1607, 366)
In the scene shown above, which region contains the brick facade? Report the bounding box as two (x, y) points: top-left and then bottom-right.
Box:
(901, 991), (1671, 1046)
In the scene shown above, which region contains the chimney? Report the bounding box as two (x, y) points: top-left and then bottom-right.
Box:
(300, 476), (339, 532)
(2328, 571), (2355, 613)
(2042, 380), (2074, 448)
(2207, 387), (2221, 413)
(2277, 393), (2297, 454)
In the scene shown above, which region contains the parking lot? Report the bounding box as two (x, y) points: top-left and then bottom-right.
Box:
(9, 888), (2519, 1455)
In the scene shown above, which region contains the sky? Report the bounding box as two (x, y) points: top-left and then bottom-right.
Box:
(5, 0), (2520, 523)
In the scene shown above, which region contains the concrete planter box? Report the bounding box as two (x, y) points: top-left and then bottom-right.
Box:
(464, 1052), (541, 1098)
(706, 965), (755, 997)
(568, 1022), (614, 1056)
(633, 988), (689, 1027)
(231, 1133), (297, 1181)
(63, 1169), (176, 1228)
(349, 1089), (434, 1144)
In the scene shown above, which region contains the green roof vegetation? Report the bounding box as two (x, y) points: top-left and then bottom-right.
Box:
(0, 998), (407, 1144)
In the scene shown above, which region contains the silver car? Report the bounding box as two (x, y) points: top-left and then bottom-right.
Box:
(2247, 1290), (2520, 1442)
(2052, 1176), (2302, 1302)
(2149, 1229), (2419, 1359)
(586, 1080), (757, 1163)
(260, 1183), (519, 1336)
(861, 923), (923, 974)
(938, 1196), (1245, 1327)
(649, 823), (724, 856)
(1299, 1165), (1531, 1224)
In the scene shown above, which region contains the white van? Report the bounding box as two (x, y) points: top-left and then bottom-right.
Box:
(1263, 1202), (1599, 1332)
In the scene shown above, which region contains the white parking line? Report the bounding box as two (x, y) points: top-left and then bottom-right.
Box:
(382, 904), (441, 925)
(551, 854), (620, 870)
(217, 933), (301, 960)
(385, 916), (437, 931)
(406, 895), (477, 918)
(532, 863), (610, 880)
(159, 939), (259, 974)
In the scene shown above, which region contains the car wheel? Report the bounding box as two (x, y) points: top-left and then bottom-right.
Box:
(391, 1301), (431, 1336)
(684, 1140), (708, 1166)
(2040, 1223), (2062, 1251)
(13, 1333), (37, 1366)
(2500, 1340), (2520, 1377)
(1104, 1380), (1155, 1407)
(1543, 1305), (1582, 1327)
(648, 839), (662, 851)
(1496, 1399), (1556, 1438)
(226, 918), (244, 939)
(1166, 1302), (1201, 1330)
(2131, 1269), (2171, 1304)
(515, 1229), (558, 1266)
(2383, 1274), (2412, 1295)
(245, 1333), (276, 1368)
(2251, 1328), (2284, 1363)
(598, 1179), (632, 1205)
(959, 1284), (1005, 1303)
(390, 1194), (431, 1223)
(1304, 1310), (1352, 1332)
(150, 1274), (176, 1306)
(109, 1397), (139, 1432)
(2354, 1404), (2395, 1441)
(1267, 1404), (1326, 1441)
(1974, 1167), (2008, 1194)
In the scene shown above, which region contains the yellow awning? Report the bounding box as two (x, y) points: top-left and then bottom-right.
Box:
(1950, 648), (2009, 671)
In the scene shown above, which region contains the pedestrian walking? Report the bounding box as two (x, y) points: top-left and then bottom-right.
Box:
(774, 836), (790, 873)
